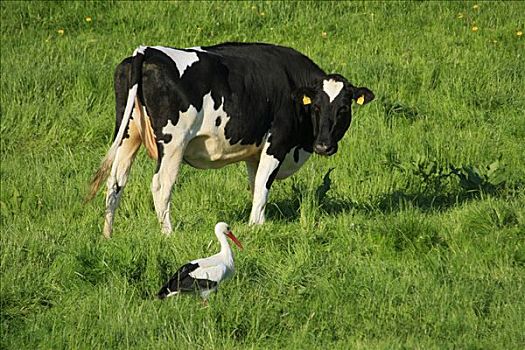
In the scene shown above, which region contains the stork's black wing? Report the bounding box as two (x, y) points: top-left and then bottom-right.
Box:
(157, 262), (200, 299)
(157, 262), (219, 299)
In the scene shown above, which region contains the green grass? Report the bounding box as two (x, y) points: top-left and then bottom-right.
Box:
(1, 1), (524, 349)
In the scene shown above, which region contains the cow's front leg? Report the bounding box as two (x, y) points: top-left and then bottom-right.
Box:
(151, 142), (185, 235)
(249, 152), (281, 225)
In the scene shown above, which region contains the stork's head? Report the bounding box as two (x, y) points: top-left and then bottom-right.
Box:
(215, 222), (243, 250)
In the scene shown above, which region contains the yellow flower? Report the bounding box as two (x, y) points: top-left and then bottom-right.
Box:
(517, 31), (523, 37)
(259, 11), (265, 16)
(473, 4), (480, 10)
(85, 16), (92, 22)
(472, 25), (479, 32)
(321, 31), (328, 38)
(57, 29), (64, 35)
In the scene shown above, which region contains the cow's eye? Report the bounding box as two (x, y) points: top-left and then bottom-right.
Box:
(313, 105), (321, 114)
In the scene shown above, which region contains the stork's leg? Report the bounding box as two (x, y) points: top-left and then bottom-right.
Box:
(151, 141), (185, 235)
(104, 122), (141, 238)
(249, 147), (281, 225)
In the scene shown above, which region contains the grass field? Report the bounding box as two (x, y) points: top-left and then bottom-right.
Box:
(1, 1), (524, 348)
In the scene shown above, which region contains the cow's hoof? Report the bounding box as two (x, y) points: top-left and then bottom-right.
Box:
(103, 225), (112, 239)
(161, 224), (173, 235)
(248, 218), (265, 225)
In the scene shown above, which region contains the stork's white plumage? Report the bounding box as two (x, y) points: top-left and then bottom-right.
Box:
(157, 222), (243, 299)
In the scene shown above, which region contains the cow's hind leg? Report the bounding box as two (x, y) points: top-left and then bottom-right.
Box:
(104, 121), (141, 238)
(151, 140), (185, 235)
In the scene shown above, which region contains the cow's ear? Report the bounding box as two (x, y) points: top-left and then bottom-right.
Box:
(292, 87), (316, 107)
(352, 87), (375, 106)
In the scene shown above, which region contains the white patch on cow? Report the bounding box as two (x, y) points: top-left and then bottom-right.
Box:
(276, 147), (311, 179)
(181, 92), (262, 169)
(249, 138), (280, 225)
(154, 106), (200, 234)
(323, 79), (344, 103)
(134, 45), (146, 55)
(160, 105), (200, 144)
(152, 46), (199, 76)
(188, 46), (206, 52)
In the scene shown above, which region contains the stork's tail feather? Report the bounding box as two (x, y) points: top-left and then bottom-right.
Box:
(84, 46), (147, 203)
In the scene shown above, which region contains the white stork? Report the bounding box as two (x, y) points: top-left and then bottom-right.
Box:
(157, 222), (243, 299)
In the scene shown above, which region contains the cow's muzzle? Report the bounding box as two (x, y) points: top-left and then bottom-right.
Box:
(313, 143), (337, 156)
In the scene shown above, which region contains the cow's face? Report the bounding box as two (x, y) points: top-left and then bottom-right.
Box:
(294, 74), (375, 156)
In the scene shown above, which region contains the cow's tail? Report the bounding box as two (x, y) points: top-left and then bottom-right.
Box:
(85, 46), (147, 202)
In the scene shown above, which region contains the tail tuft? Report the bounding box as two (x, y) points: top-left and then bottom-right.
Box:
(85, 147), (116, 203)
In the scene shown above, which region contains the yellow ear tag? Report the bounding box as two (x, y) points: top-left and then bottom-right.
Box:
(302, 95), (312, 105)
(356, 95), (365, 105)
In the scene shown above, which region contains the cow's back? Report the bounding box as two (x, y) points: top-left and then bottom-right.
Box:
(196, 43), (324, 147)
(203, 42), (324, 93)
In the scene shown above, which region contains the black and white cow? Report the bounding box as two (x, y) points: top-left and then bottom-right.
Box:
(87, 42), (375, 237)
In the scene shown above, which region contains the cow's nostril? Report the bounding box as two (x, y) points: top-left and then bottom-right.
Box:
(325, 146), (336, 155)
(314, 143), (337, 156)
(314, 144), (328, 154)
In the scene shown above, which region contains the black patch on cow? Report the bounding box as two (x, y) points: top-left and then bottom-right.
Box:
(155, 142), (165, 173)
(293, 147), (300, 163)
(203, 43), (326, 150)
(113, 53), (147, 146)
(130, 52), (144, 87)
(113, 57), (132, 142)
(115, 184), (122, 194)
(140, 50), (185, 145)
(266, 164), (281, 190)
(215, 116), (221, 126)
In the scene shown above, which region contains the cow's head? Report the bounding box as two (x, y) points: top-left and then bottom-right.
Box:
(293, 74), (374, 156)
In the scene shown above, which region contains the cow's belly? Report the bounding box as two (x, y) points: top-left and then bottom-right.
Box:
(183, 135), (262, 169)
(276, 147), (311, 179)
(174, 92), (264, 169)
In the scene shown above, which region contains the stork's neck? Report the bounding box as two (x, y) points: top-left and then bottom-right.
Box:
(217, 234), (234, 265)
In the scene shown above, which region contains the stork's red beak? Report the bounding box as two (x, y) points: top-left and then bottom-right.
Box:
(226, 231), (243, 250)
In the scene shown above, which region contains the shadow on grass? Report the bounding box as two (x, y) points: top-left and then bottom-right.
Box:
(264, 185), (521, 221)
(266, 196), (356, 222)
(375, 181), (523, 214)
(374, 190), (481, 214)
